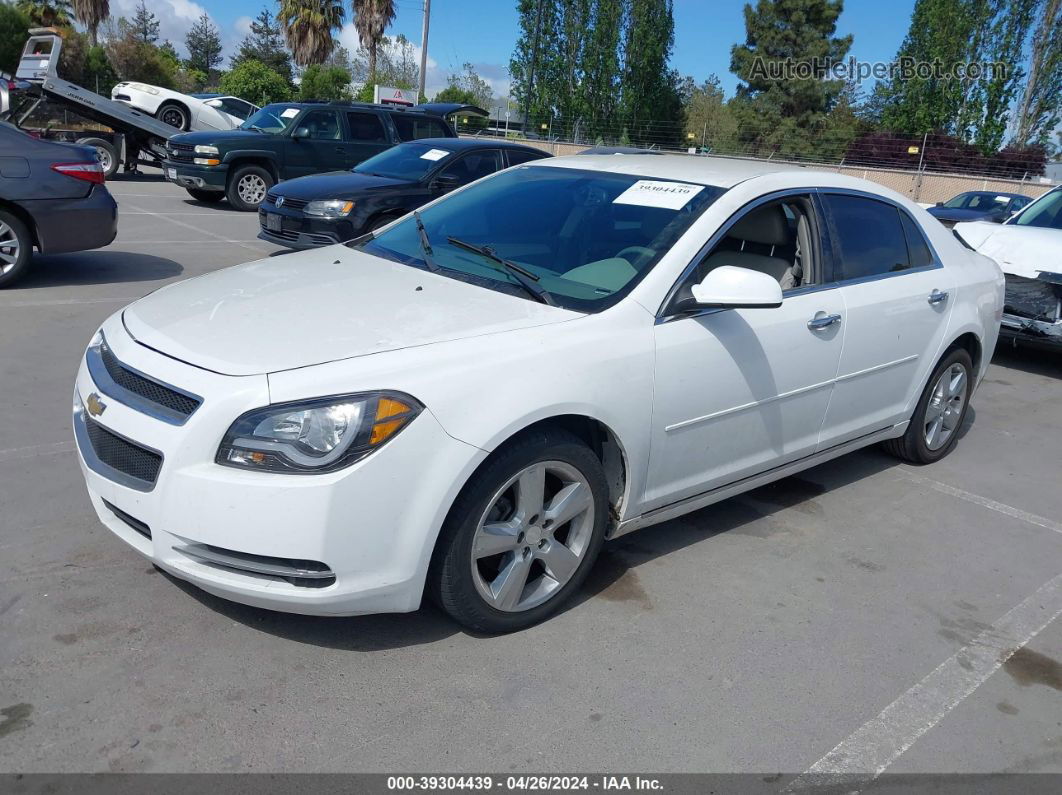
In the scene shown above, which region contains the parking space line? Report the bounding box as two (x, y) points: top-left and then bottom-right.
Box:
(898, 470), (1062, 536)
(786, 571), (1062, 790)
(0, 441), (76, 462)
(0, 296), (142, 308)
(122, 200), (271, 256)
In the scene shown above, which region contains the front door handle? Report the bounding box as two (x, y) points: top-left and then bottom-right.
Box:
(928, 289), (949, 305)
(807, 312), (842, 330)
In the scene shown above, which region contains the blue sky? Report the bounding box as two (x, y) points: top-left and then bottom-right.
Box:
(118, 0), (918, 99)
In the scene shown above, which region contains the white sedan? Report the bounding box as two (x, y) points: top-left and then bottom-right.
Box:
(72, 156), (1003, 632)
(111, 83), (258, 131)
(956, 185), (1062, 349)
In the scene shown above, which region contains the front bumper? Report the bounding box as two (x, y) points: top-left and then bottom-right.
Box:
(73, 317), (486, 616)
(999, 273), (1062, 350)
(162, 160), (228, 191)
(257, 206), (357, 249)
(27, 185), (117, 254)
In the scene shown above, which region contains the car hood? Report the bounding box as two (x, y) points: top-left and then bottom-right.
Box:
(927, 207), (997, 222)
(954, 221), (1062, 279)
(272, 171), (411, 201)
(169, 129), (270, 147)
(122, 247), (578, 376)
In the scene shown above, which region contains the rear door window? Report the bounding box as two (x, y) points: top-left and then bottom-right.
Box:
(345, 111), (388, 143)
(391, 114), (450, 141)
(506, 149), (547, 166)
(822, 194), (910, 280)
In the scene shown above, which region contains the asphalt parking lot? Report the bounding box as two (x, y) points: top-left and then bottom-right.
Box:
(1, 171), (1060, 777)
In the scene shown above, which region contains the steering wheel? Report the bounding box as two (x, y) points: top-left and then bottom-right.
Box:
(615, 246), (656, 270)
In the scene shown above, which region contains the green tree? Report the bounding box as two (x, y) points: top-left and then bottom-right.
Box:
(352, 0), (395, 82)
(681, 74), (740, 153)
(581, 0), (622, 137)
(729, 0), (852, 159)
(1013, 0), (1062, 146)
(16, 0), (71, 27)
(232, 7), (294, 87)
(72, 0), (108, 46)
(509, 0), (562, 121)
(0, 3), (31, 75)
(620, 0), (680, 140)
(298, 62), (352, 100)
(278, 0), (344, 66)
(184, 13), (222, 80)
(85, 42), (117, 94)
(219, 58), (292, 105)
(104, 19), (174, 87)
(129, 0), (159, 43)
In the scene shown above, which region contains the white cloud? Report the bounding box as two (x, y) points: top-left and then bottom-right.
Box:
(111, 0), (229, 59)
(234, 16), (253, 38)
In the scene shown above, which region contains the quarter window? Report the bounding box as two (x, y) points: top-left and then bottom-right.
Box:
(899, 212), (934, 268)
(345, 111), (387, 142)
(823, 194), (910, 280)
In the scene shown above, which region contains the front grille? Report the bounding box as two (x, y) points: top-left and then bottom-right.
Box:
(265, 191), (308, 211)
(102, 500), (152, 539)
(84, 416), (162, 487)
(167, 142), (195, 163)
(259, 226), (335, 246)
(99, 340), (201, 418)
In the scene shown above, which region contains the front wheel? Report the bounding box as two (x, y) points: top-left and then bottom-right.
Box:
(226, 165), (273, 211)
(883, 347), (973, 464)
(429, 429), (609, 633)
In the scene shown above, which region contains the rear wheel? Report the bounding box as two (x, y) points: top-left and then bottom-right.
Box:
(0, 210), (32, 288)
(226, 165), (273, 211)
(157, 102), (189, 131)
(76, 137), (119, 178)
(429, 429), (608, 633)
(186, 188), (224, 204)
(883, 347), (973, 464)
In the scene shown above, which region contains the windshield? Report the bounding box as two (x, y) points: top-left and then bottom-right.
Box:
(356, 166), (726, 311)
(1010, 189), (1062, 230)
(239, 104), (301, 133)
(355, 142), (456, 181)
(943, 192), (1009, 211)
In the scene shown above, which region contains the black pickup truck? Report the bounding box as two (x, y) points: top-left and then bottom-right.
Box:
(162, 101), (486, 211)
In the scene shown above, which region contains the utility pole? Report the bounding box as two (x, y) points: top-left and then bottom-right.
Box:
(418, 0), (431, 101)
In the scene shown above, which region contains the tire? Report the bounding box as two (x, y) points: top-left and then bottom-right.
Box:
(0, 210), (33, 289)
(76, 137), (119, 178)
(156, 102), (189, 131)
(883, 347), (973, 464)
(428, 428), (609, 633)
(226, 165), (273, 211)
(369, 213), (402, 232)
(186, 188), (224, 204)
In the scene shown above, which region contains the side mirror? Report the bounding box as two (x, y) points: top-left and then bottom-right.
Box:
(688, 265), (783, 309)
(292, 127), (309, 140)
(432, 172), (461, 192)
(935, 201), (944, 206)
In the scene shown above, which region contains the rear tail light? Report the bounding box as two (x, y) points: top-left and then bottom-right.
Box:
(51, 162), (105, 184)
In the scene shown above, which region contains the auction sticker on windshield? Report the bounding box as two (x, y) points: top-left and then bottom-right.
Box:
(280, 108), (299, 118)
(420, 149), (450, 161)
(613, 179), (705, 210)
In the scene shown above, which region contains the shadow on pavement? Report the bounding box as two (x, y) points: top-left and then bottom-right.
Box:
(14, 250), (183, 287)
(990, 342), (1062, 379)
(166, 448), (901, 650)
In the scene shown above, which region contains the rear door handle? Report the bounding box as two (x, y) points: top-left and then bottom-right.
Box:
(928, 289), (949, 305)
(807, 312), (842, 330)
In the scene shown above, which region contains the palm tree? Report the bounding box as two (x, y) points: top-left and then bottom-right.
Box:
(278, 0), (345, 67)
(352, 0), (395, 82)
(16, 0), (73, 28)
(72, 0), (108, 46)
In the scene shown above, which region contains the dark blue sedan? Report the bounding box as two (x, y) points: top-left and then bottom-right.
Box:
(927, 191), (1032, 228)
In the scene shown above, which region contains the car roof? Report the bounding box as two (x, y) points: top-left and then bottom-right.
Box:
(954, 190), (1028, 199)
(397, 137), (545, 153)
(532, 153), (810, 188)
(262, 100), (446, 118)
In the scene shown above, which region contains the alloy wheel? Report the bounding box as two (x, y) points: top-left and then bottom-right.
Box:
(237, 174), (267, 205)
(160, 107), (186, 128)
(924, 363), (967, 450)
(470, 460), (596, 613)
(0, 220), (20, 274)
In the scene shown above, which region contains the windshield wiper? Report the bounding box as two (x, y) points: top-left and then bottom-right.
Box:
(445, 237), (556, 305)
(413, 211), (440, 272)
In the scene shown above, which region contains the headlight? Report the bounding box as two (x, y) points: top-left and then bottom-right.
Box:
(304, 199), (355, 217)
(217, 391), (422, 474)
(194, 145), (219, 155)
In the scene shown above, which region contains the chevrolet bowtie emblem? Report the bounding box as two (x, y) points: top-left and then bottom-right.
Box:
(86, 392), (107, 418)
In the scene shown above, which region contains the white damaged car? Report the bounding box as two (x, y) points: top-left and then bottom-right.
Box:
(956, 185), (1062, 350)
(111, 83), (258, 132)
(73, 156), (1003, 632)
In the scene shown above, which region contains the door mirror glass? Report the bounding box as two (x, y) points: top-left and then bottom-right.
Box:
(689, 265), (783, 309)
(433, 172), (462, 191)
(291, 127), (310, 139)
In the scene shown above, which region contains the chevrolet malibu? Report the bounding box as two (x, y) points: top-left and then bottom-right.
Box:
(73, 156), (1003, 632)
